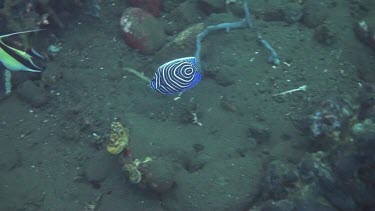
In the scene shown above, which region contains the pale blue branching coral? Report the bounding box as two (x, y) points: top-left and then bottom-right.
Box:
(195, 0), (280, 71)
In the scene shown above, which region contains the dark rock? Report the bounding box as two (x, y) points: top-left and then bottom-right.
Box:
(247, 122), (271, 143)
(317, 170), (359, 211)
(16, 80), (48, 107)
(262, 161), (290, 200)
(120, 7), (166, 54)
(185, 154), (209, 173)
(167, 1), (205, 33)
(302, 0), (330, 28)
(204, 69), (235, 87)
(282, 3), (303, 24)
(198, 0), (225, 14)
(314, 24), (337, 46)
(84, 151), (115, 186)
(282, 170), (299, 187)
(143, 159), (176, 194)
(349, 180), (375, 208)
(127, 0), (160, 16)
(333, 151), (359, 180)
(192, 143), (205, 153)
(298, 157), (316, 181)
(161, 0), (185, 13)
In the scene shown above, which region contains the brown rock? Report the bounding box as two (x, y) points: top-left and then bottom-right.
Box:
(120, 7), (166, 54)
(143, 159), (176, 194)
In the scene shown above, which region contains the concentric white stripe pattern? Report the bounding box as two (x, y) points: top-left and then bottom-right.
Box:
(150, 57), (200, 94)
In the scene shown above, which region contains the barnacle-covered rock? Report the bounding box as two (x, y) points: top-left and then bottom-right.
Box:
(122, 157), (153, 184)
(106, 122), (129, 154)
(309, 98), (355, 139)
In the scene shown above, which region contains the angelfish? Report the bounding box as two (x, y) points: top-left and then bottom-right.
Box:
(150, 57), (201, 95)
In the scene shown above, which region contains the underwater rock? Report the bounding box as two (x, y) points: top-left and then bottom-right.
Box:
(262, 3), (303, 24)
(156, 23), (204, 64)
(318, 179), (358, 211)
(204, 69), (235, 87)
(84, 151), (115, 188)
(301, 0), (330, 28)
(314, 24), (337, 46)
(282, 3), (303, 24)
(16, 80), (48, 107)
(142, 159), (176, 194)
(198, 0), (226, 14)
(247, 122), (271, 144)
(127, 0), (160, 16)
(185, 153), (209, 173)
(262, 161), (291, 200)
(333, 151), (359, 180)
(120, 7), (166, 54)
(308, 98), (355, 139)
(167, 1), (205, 33)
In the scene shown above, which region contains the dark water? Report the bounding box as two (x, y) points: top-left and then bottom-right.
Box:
(0, 0), (374, 210)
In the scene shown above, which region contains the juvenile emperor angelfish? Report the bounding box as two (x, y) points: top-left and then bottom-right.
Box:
(150, 57), (201, 95)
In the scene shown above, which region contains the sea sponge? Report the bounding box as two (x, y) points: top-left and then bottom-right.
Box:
(106, 122), (129, 154)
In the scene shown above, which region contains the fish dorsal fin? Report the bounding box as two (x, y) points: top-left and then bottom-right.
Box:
(0, 29), (44, 39)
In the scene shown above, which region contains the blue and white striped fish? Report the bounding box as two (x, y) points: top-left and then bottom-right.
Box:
(150, 57), (201, 94)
